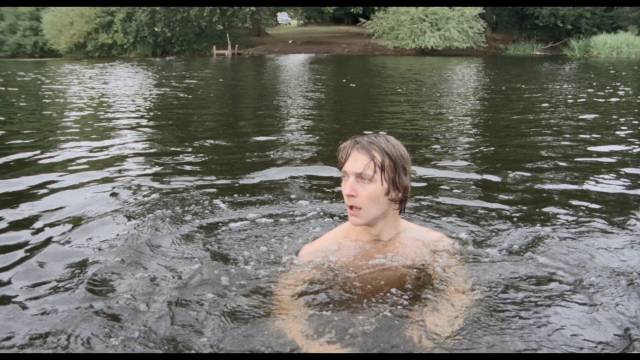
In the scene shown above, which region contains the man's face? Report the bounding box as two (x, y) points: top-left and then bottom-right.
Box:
(340, 150), (397, 227)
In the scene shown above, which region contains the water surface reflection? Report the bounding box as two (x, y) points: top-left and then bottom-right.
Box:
(0, 55), (639, 352)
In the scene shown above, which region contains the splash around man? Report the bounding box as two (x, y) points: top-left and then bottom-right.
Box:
(273, 133), (473, 352)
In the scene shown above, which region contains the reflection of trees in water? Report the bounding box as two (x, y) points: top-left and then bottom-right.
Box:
(0, 62), (61, 144)
(271, 54), (320, 165)
(56, 62), (158, 122)
(471, 57), (640, 224)
(311, 57), (383, 146)
(428, 59), (489, 204)
(46, 62), (158, 175)
(468, 57), (556, 225)
(149, 58), (282, 178)
(361, 58), (492, 221)
(326, 57), (487, 166)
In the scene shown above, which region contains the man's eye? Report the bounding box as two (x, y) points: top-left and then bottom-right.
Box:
(356, 175), (371, 183)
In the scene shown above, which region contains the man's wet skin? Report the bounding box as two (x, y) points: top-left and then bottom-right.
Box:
(293, 219), (447, 302)
(295, 258), (435, 310)
(274, 233), (472, 352)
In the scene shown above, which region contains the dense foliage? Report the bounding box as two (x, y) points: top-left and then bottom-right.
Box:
(2, 7), (640, 58)
(0, 7), (57, 57)
(289, 7), (377, 25)
(485, 7), (627, 40)
(366, 7), (487, 50)
(39, 7), (278, 57)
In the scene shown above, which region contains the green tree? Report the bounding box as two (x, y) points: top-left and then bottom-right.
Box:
(246, 7), (279, 36)
(41, 7), (103, 55)
(41, 7), (278, 57)
(612, 7), (640, 33)
(483, 7), (528, 34)
(289, 7), (378, 25)
(292, 7), (335, 24)
(0, 7), (58, 57)
(525, 7), (620, 39)
(366, 7), (487, 50)
(485, 7), (625, 40)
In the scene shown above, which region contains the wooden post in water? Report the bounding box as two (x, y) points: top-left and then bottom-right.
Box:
(213, 35), (239, 57)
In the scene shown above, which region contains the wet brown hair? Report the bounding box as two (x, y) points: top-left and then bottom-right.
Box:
(337, 133), (411, 214)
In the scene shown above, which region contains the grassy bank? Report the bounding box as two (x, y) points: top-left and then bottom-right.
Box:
(495, 31), (640, 59)
(563, 32), (640, 59)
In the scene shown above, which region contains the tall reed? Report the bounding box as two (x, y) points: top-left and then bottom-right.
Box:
(564, 32), (640, 58)
(562, 38), (592, 58)
(588, 31), (640, 58)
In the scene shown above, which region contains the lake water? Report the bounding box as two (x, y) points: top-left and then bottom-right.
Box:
(0, 54), (639, 352)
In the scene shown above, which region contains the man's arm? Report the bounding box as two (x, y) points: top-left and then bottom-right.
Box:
(272, 261), (351, 353)
(405, 236), (473, 349)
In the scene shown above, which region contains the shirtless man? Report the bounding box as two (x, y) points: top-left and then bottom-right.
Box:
(273, 134), (473, 352)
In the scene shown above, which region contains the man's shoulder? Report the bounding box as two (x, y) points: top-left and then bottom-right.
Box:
(297, 223), (348, 262)
(404, 221), (457, 252)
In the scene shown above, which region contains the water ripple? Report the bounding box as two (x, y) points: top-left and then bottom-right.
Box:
(413, 166), (502, 182)
(1, 56), (639, 352)
(239, 165), (340, 184)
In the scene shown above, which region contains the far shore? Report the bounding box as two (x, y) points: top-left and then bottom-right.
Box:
(1, 26), (560, 60)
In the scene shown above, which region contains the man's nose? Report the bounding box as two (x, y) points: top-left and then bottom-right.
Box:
(342, 178), (357, 197)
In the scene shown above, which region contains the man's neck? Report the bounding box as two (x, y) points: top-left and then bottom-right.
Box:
(348, 213), (405, 244)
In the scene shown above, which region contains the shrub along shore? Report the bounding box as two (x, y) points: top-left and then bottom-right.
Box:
(2, 7), (640, 59)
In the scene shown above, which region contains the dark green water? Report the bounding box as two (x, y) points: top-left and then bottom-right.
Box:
(0, 55), (639, 352)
